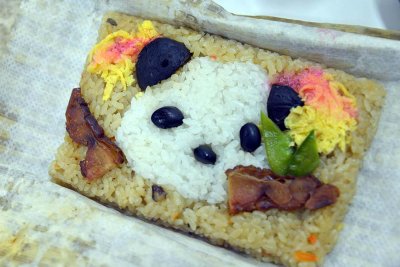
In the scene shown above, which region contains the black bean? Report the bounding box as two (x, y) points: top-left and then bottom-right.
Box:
(240, 123), (261, 152)
(193, 145), (217, 165)
(106, 18), (118, 26)
(267, 84), (303, 130)
(136, 37), (192, 90)
(152, 185), (167, 202)
(151, 106), (184, 129)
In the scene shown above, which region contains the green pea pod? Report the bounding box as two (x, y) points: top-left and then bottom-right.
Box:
(260, 112), (293, 176)
(288, 130), (320, 176)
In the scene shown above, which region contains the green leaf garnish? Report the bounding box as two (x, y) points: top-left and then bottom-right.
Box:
(260, 112), (320, 176)
(287, 130), (320, 176)
(260, 112), (293, 175)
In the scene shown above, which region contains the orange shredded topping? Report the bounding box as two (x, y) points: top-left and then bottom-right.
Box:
(307, 234), (318, 244)
(210, 55), (217, 61)
(294, 251), (318, 262)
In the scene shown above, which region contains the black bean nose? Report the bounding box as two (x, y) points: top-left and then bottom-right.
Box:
(151, 106), (184, 129)
(240, 122), (261, 152)
(193, 145), (217, 165)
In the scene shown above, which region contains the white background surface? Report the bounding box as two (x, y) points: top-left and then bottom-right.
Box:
(214, 0), (400, 30)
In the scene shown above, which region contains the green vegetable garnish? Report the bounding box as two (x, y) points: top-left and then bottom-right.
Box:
(260, 112), (320, 176)
(287, 130), (320, 176)
(260, 112), (293, 175)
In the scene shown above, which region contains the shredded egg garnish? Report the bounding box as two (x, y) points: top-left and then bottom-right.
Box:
(276, 68), (358, 154)
(136, 20), (158, 39)
(87, 21), (158, 101)
(285, 105), (357, 154)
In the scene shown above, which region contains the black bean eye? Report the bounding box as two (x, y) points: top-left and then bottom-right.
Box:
(240, 123), (261, 152)
(267, 84), (303, 130)
(151, 106), (184, 129)
(193, 145), (217, 165)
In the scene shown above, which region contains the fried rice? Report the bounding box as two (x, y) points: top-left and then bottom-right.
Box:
(49, 12), (386, 267)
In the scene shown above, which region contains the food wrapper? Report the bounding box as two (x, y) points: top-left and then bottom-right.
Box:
(0, 0), (399, 266)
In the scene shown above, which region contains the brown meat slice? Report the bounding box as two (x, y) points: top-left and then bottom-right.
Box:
(264, 180), (292, 206)
(226, 165), (340, 215)
(80, 137), (124, 180)
(289, 176), (321, 203)
(66, 88), (124, 180)
(227, 171), (267, 213)
(305, 184), (340, 210)
(227, 165), (277, 181)
(66, 88), (92, 145)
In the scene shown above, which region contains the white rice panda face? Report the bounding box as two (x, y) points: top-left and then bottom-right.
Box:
(116, 57), (270, 203)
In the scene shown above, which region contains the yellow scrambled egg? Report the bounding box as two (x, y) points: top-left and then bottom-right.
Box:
(87, 21), (158, 101)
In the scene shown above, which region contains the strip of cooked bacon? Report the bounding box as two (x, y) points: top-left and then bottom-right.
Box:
(66, 88), (124, 180)
(226, 165), (339, 215)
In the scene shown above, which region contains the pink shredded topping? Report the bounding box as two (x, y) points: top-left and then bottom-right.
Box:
(92, 37), (153, 66)
(275, 68), (357, 119)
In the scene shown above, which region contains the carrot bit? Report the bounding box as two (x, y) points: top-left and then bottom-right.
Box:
(307, 234), (318, 245)
(210, 55), (217, 61)
(171, 212), (181, 221)
(261, 249), (272, 257)
(294, 251), (318, 262)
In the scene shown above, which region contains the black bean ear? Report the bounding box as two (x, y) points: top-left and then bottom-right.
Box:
(136, 37), (192, 90)
(267, 84), (303, 130)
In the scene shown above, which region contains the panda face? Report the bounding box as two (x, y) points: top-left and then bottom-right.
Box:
(116, 57), (270, 203)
